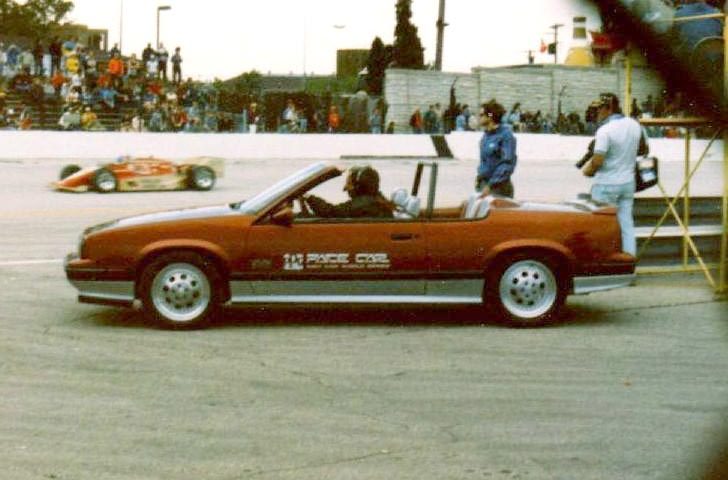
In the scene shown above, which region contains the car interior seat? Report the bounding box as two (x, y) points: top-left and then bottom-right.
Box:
(391, 187), (420, 219)
(462, 192), (492, 219)
(403, 196), (421, 218)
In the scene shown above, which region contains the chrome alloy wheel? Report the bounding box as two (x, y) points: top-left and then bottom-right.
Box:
(151, 262), (211, 323)
(95, 170), (117, 192)
(192, 168), (214, 190)
(498, 260), (558, 320)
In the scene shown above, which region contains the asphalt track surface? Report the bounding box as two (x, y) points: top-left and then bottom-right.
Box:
(1, 157), (727, 480)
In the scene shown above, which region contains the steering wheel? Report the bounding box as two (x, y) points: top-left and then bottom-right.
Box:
(296, 196), (313, 217)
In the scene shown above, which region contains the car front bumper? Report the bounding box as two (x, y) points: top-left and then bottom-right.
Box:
(65, 253), (135, 307)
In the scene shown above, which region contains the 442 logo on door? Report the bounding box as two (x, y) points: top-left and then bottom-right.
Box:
(283, 252), (390, 271)
(283, 253), (305, 271)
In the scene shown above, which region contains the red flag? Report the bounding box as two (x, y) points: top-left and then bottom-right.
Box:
(540, 39), (547, 53)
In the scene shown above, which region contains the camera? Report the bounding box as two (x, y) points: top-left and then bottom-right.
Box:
(575, 139), (595, 169)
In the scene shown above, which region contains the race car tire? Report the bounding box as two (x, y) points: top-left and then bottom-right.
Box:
(59, 164), (82, 180)
(139, 251), (223, 329)
(93, 168), (117, 193)
(188, 166), (216, 191)
(485, 253), (566, 327)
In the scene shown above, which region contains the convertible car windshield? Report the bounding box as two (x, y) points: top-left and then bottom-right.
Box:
(238, 162), (334, 214)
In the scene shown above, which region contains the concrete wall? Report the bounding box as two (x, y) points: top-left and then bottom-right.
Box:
(0, 130), (720, 164)
(0, 131), (438, 161)
(384, 65), (667, 132)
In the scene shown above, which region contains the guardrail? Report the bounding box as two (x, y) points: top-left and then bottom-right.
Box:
(635, 196), (723, 267)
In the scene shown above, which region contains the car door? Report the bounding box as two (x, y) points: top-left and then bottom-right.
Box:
(241, 218), (426, 299)
(423, 217), (495, 301)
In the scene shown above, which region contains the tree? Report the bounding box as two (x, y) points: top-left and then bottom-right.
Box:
(0, 0), (73, 37)
(392, 0), (424, 69)
(366, 36), (391, 95)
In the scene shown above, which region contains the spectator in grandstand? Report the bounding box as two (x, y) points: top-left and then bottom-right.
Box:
(49, 37), (62, 75)
(146, 53), (158, 79)
(84, 50), (98, 75)
(280, 99), (297, 132)
(157, 43), (169, 81)
(369, 106), (383, 134)
(0, 43), (6, 77)
(32, 41), (44, 76)
(99, 84), (122, 111)
(433, 103), (443, 133)
(247, 102), (260, 133)
(142, 43), (154, 65)
(455, 106), (467, 131)
(148, 106), (165, 132)
(542, 113), (555, 133)
(58, 105), (81, 130)
(126, 53), (141, 79)
(110, 43), (121, 57)
(0, 105), (9, 128)
(19, 48), (34, 74)
(171, 47), (183, 84)
(409, 107), (423, 134)
(171, 105), (188, 131)
(81, 106), (104, 131)
(119, 112), (134, 132)
(504, 103), (522, 132)
(5, 43), (21, 76)
(107, 52), (125, 89)
(327, 105), (341, 133)
(17, 102), (32, 130)
(423, 105), (438, 133)
(131, 111), (145, 131)
(10, 69), (33, 92)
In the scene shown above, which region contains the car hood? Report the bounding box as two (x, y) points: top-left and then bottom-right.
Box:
(85, 204), (240, 234)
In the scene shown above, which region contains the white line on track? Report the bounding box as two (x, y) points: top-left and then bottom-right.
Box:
(0, 259), (63, 266)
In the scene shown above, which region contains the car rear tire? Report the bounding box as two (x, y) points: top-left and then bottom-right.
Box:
(93, 168), (117, 193)
(188, 166), (216, 191)
(486, 253), (566, 327)
(59, 164), (81, 180)
(139, 252), (223, 329)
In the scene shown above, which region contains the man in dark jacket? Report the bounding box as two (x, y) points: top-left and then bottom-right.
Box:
(305, 166), (393, 218)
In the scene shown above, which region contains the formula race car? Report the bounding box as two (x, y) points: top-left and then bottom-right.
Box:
(64, 161), (635, 329)
(52, 156), (224, 193)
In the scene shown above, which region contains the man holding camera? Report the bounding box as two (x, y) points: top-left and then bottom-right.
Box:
(582, 93), (643, 256)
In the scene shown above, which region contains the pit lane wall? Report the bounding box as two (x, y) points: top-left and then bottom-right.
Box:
(0, 130), (723, 163)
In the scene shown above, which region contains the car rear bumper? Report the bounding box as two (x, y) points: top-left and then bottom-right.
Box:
(65, 253), (135, 306)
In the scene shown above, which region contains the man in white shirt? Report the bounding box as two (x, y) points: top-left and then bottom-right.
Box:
(583, 93), (643, 256)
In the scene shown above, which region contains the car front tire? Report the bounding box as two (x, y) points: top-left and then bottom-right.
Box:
(93, 168), (117, 193)
(188, 166), (216, 191)
(59, 164), (81, 180)
(139, 252), (222, 329)
(486, 254), (566, 327)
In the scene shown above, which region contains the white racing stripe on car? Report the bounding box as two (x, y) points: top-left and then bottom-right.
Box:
(0, 259), (63, 266)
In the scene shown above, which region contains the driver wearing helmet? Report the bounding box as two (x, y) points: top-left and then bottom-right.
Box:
(305, 166), (393, 218)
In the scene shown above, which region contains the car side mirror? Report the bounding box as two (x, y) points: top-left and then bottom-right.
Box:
(271, 206), (294, 226)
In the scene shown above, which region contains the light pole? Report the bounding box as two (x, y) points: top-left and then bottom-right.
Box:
(333, 24), (345, 78)
(435, 0), (447, 71)
(549, 23), (564, 64)
(156, 5), (171, 50)
(119, 0), (123, 53)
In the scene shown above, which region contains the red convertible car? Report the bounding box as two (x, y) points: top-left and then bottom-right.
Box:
(64, 161), (635, 328)
(52, 156), (224, 193)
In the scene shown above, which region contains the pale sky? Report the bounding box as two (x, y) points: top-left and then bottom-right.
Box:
(64, 0), (602, 81)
